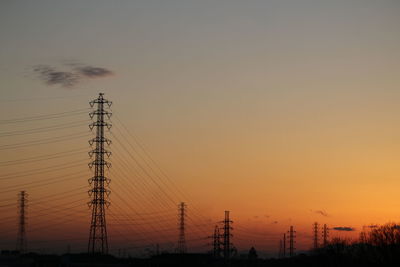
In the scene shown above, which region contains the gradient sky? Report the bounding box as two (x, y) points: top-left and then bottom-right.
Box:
(1, 0), (400, 257)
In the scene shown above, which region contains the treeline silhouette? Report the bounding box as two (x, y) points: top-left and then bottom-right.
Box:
(2, 223), (400, 266)
(288, 222), (400, 267)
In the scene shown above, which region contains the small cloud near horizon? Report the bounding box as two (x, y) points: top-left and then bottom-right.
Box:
(333, 227), (355, 232)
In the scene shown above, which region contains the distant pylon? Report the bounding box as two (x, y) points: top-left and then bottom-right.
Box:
(288, 226), (296, 257)
(313, 222), (319, 249)
(16, 191), (27, 254)
(88, 93), (112, 254)
(212, 225), (221, 258)
(282, 233), (286, 258)
(177, 202), (187, 253)
(222, 211), (233, 259)
(322, 224), (329, 246)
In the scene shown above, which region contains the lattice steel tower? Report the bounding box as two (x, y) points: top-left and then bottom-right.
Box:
(282, 233), (286, 258)
(212, 224), (221, 258)
(88, 93), (112, 254)
(313, 222), (319, 249)
(177, 202), (187, 254)
(288, 226), (296, 256)
(222, 211), (233, 259)
(16, 191), (27, 254)
(322, 224), (329, 246)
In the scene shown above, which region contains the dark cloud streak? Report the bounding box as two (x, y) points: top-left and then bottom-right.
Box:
(33, 63), (114, 88)
(333, 227), (355, 232)
(76, 66), (113, 78)
(33, 65), (79, 88)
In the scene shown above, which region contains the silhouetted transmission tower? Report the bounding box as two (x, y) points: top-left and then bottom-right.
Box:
(280, 233), (286, 258)
(16, 191), (27, 254)
(177, 202), (187, 253)
(222, 211), (233, 259)
(212, 224), (221, 258)
(88, 93), (112, 254)
(288, 226), (296, 256)
(322, 224), (329, 246)
(313, 222), (319, 249)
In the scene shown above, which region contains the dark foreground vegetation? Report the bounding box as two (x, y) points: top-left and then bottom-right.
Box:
(2, 223), (400, 267)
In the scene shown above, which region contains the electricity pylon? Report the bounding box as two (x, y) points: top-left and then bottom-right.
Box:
(288, 226), (296, 256)
(222, 211), (233, 259)
(313, 222), (319, 249)
(322, 224), (329, 246)
(212, 225), (221, 258)
(282, 233), (286, 258)
(177, 202), (187, 254)
(16, 191), (27, 254)
(88, 93), (112, 254)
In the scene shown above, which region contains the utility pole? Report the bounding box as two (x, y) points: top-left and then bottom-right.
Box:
(16, 191), (27, 254)
(322, 224), (329, 246)
(288, 226), (296, 257)
(88, 93), (112, 254)
(313, 222), (319, 250)
(177, 202), (187, 254)
(212, 225), (221, 258)
(222, 211), (233, 259)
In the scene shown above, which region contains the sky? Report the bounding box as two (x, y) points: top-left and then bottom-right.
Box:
(1, 0), (400, 257)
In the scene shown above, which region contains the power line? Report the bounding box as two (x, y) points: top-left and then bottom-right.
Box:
(0, 120), (88, 137)
(112, 116), (213, 232)
(0, 160), (85, 180)
(0, 108), (89, 124)
(0, 132), (90, 150)
(0, 147), (87, 166)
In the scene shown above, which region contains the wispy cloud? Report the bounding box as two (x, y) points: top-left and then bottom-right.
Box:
(33, 63), (114, 88)
(75, 66), (113, 78)
(310, 209), (329, 217)
(33, 65), (79, 88)
(333, 227), (355, 232)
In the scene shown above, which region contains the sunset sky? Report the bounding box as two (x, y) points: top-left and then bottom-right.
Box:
(1, 0), (400, 257)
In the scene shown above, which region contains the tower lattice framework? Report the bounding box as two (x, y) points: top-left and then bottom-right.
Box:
(313, 222), (319, 249)
(322, 224), (329, 246)
(177, 202), (187, 254)
(288, 226), (296, 256)
(222, 211), (233, 259)
(213, 225), (221, 258)
(282, 233), (286, 258)
(88, 93), (112, 254)
(16, 191), (27, 254)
